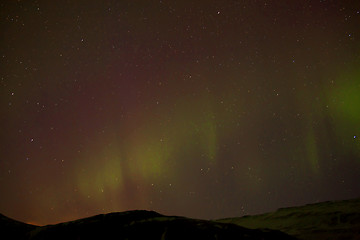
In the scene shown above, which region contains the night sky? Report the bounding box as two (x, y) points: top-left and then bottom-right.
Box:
(1, 0), (360, 225)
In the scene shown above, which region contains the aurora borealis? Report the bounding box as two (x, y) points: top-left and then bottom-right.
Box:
(1, 0), (360, 225)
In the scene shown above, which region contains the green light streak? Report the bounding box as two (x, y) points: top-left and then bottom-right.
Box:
(305, 125), (320, 172)
(327, 69), (360, 156)
(77, 150), (124, 200)
(128, 135), (172, 181)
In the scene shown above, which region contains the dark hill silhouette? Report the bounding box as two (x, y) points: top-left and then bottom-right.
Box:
(1, 210), (294, 240)
(218, 198), (360, 240)
(3, 198), (360, 239)
(0, 213), (38, 239)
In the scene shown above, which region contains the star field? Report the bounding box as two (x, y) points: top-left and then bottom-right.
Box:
(1, 0), (360, 225)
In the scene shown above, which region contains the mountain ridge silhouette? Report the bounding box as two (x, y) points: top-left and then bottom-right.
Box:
(1, 198), (360, 239)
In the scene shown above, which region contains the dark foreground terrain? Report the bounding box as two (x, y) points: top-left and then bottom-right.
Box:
(1, 198), (360, 239)
(0, 211), (294, 240)
(1, 210), (293, 240)
(218, 198), (360, 240)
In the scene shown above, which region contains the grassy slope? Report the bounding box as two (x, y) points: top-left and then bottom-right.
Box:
(217, 198), (360, 240)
